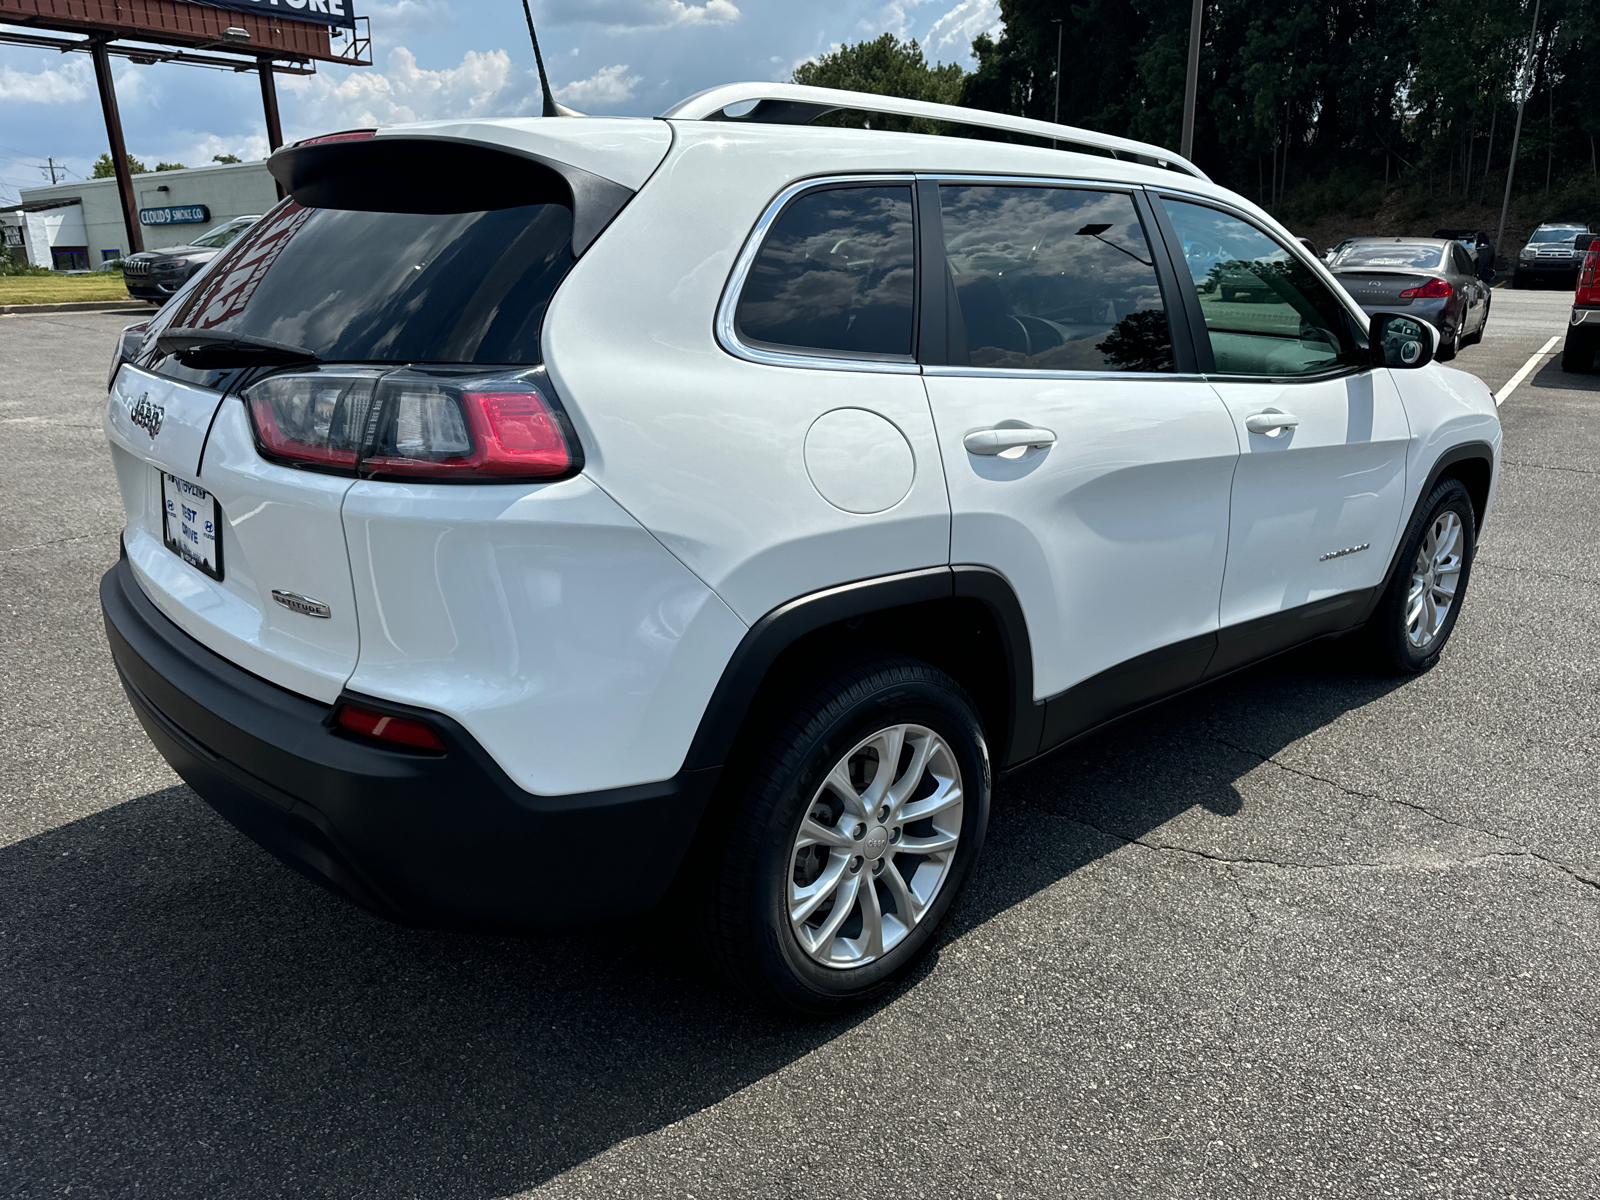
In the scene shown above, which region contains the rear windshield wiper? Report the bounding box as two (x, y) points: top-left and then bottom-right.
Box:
(155, 327), (320, 366)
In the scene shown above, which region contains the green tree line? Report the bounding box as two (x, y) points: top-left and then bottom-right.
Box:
(798, 2), (1599, 223)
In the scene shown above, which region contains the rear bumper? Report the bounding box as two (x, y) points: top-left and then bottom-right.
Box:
(1571, 306), (1600, 328)
(101, 554), (719, 930)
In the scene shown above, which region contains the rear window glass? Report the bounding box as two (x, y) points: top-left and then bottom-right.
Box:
(1333, 244), (1445, 269)
(734, 185), (916, 358)
(165, 200), (573, 364)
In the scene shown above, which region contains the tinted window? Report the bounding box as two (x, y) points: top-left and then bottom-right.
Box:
(940, 186), (1172, 371)
(1164, 199), (1356, 377)
(734, 185), (915, 357)
(166, 200), (574, 364)
(1335, 243), (1446, 270)
(190, 219), (255, 249)
(1451, 245), (1474, 274)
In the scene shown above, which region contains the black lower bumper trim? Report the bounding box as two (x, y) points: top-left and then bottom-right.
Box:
(101, 556), (720, 930)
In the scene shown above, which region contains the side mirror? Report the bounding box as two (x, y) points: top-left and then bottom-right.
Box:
(1371, 313), (1436, 369)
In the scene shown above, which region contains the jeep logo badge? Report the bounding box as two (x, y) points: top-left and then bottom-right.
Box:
(128, 392), (164, 438)
(864, 826), (890, 857)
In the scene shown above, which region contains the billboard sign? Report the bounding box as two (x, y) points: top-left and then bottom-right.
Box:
(198, 0), (359, 31)
(140, 205), (210, 226)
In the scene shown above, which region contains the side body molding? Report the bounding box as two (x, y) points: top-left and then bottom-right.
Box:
(682, 566), (1041, 772)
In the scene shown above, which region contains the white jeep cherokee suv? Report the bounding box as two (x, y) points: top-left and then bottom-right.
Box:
(101, 84), (1501, 1014)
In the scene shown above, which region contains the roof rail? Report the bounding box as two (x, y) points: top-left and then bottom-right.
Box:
(661, 83), (1210, 182)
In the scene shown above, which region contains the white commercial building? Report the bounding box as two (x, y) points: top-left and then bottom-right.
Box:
(0, 159), (279, 269)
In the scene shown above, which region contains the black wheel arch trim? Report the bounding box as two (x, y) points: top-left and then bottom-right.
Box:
(1358, 439), (1495, 625)
(682, 565), (1041, 772)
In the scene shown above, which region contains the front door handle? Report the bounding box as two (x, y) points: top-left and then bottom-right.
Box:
(1244, 411), (1300, 436)
(964, 426), (1057, 455)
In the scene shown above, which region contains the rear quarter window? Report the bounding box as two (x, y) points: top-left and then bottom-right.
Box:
(733, 184), (916, 359)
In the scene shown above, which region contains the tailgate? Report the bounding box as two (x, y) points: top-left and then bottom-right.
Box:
(106, 365), (360, 703)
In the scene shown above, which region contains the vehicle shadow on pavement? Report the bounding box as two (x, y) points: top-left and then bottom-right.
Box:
(1529, 359), (1600, 393)
(0, 640), (1407, 1200)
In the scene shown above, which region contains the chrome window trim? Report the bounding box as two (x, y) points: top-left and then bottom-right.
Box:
(920, 173), (1137, 192)
(716, 173), (923, 375)
(925, 365), (1202, 382)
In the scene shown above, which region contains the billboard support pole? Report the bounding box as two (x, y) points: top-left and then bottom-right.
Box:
(89, 36), (142, 256)
(258, 57), (286, 200)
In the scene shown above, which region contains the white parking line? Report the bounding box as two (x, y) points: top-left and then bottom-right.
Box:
(1494, 336), (1561, 406)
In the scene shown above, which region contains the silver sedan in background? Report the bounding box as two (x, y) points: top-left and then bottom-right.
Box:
(1329, 237), (1494, 360)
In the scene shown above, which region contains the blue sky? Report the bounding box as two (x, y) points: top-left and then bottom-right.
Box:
(0, 0), (1000, 204)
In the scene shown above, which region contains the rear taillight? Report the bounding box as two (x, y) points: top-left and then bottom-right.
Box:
(109, 320), (150, 390)
(1578, 247), (1598, 303)
(246, 369), (383, 470)
(1400, 277), (1452, 300)
(241, 368), (581, 482)
(335, 703), (446, 753)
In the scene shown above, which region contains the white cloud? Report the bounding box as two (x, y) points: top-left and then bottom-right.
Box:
(923, 0), (1001, 63)
(181, 132), (273, 167)
(543, 0), (739, 31)
(280, 46), (525, 130)
(363, 0), (454, 29)
(557, 64), (642, 108)
(0, 61), (89, 104)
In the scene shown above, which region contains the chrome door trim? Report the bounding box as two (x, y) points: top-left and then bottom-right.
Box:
(716, 173), (923, 375)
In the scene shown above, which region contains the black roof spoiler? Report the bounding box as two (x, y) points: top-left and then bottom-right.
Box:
(268, 134), (634, 257)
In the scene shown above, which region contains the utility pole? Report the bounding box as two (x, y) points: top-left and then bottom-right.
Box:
(46, 157), (59, 184)
(1051, 18), (1063, 147)
(1181, 0), (1203, 161)
(1496, 0), (1540, 273)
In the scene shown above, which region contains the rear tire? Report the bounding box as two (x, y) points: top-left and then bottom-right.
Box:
(1436, 326), (1460, 361)
(702, 656), (990, 1016)
(1561, 330), (1596, 373)
(1366, 478), (1477, 675)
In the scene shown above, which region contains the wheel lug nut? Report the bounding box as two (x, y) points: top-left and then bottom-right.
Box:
(871, 858), (885, 875)
(889, 827), (901, 843)
(877, 805), (889, 821)
(849, 856), (863, 873)
(852, 823), (866, 840)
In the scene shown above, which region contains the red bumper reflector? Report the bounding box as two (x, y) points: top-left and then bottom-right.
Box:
(335, 703), (447, 752)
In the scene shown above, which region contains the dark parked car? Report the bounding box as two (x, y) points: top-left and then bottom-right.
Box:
(122, 215), (261, 303)
(1330, 237), (1493, 360)
(1563, 235), (1599, 373)
(1513, 223), (1593, 288)
(1434, 228), (1495, 273)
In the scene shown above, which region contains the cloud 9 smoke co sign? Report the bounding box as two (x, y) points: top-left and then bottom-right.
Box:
(200, 0), (359, 29)
(140, 205), (210, 226)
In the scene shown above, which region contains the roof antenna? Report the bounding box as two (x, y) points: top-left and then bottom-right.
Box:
(520, 0), (584, 116)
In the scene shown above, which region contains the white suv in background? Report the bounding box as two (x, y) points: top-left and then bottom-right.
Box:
(102, 84), (1501, 1014)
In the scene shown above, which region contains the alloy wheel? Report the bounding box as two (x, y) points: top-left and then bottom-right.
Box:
(1405, 510), (1464, 649)
(786, 724), (963, 969)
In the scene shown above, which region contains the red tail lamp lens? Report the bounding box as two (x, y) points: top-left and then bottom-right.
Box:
(1400, 278), (1452, 299)
(1578, 249), (1598, 298)
(336, 704), (446, 753)
(358, 378), (575, 481)
(462, 390), (571, 475)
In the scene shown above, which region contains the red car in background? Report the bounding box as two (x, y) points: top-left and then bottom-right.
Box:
(1564, 235), (1599, 373)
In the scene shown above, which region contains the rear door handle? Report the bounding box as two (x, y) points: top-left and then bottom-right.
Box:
(963, 426), (1057, 455)
(1244, 411), (1300, 436)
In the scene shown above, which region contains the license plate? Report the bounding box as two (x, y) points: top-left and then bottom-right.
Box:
(160, 472), (223, 580)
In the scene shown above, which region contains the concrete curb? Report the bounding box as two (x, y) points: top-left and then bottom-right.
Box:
(0, 300), (158, 316)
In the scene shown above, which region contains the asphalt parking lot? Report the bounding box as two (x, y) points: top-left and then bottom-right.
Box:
(2, 288), (1596, 1198)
